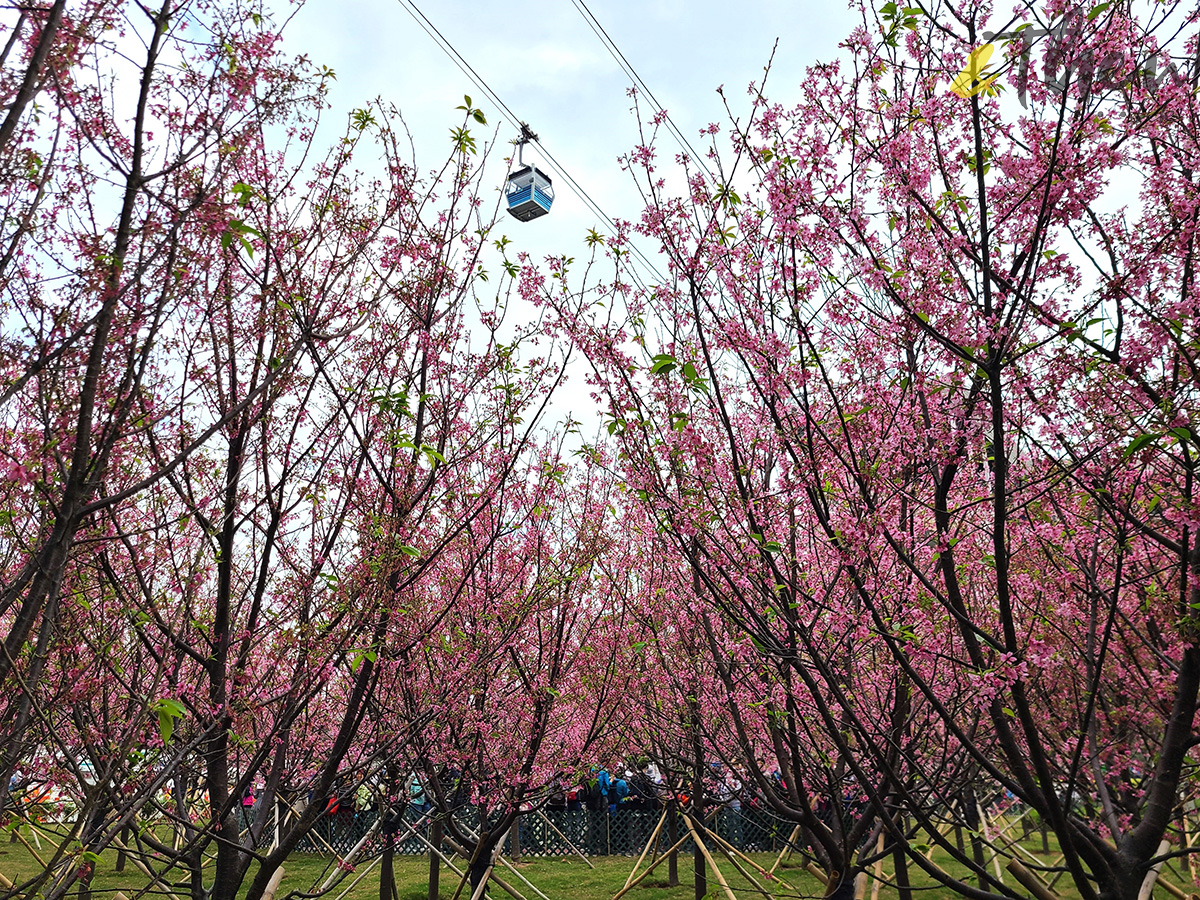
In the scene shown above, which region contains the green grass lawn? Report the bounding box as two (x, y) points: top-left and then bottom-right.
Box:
(2, 819), (1189, 900)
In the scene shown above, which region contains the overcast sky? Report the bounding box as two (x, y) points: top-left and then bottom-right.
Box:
(280, 0), (862, 431)
(284, 0), (860, 263)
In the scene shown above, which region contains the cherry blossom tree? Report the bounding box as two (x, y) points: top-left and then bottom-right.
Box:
(369, 440), (636, 897)
(542, 2), (1200, 899)
(0, 6), (578, 900)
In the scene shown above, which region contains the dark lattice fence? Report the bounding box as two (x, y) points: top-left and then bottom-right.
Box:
(267, 805), (804, 858)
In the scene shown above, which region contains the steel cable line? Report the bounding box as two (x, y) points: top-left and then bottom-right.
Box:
(570, 0), (715, 185)
(392, 0), (668, 286)
(393, 0), (522, 130)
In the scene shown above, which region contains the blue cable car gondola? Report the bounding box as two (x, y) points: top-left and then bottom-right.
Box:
(506, 124), (554, 221)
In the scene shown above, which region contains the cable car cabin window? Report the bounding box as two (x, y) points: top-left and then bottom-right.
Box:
(506, 164), (554, 221)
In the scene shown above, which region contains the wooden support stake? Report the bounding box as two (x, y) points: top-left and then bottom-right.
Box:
(870, 835), (886, 900)
(708, 833), (777, 900)
(109, 835), (184, 900)
(625, 810), (668, 889)
(704, 823), (800, 893)
(262, 866), (287, 900)
(329, 858), (378, 900)
(1139, 841), (1172, 900)
(533, 809), (593, 869)
(610, 835), (691, 900)
(769, 825), (802, 876)
(1007, 859), (1062, 900)
(681, 814), (739, 900)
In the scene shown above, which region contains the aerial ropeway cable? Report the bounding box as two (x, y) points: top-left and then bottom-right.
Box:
(392, 0), (667, 283)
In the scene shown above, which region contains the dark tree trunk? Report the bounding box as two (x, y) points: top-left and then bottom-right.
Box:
(962, 787), (993, 892)
(429, 820), (443, 900)
(891, 834), (913, 900)
(381, 834), (396, 900)
(825, 870), (856, 900)
(468, 853), (491, 897)
(667, 802), (679, 887)
(692, 753), (706, 900)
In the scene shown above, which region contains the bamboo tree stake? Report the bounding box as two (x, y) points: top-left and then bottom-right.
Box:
(1186, 820), (1196, 884)
(109, 834), (184, 900)
(682, 812), (740, 900)
(1151, 872), (1200, 900)
(532, 809), (593, 869)
(624, 809), (668, 889)
(870, 835), (886, 900)
(441, 829), (536, 900)
(416, 837), (475, 900)
(978, 801), (1005, 885)
(1006, 860), (1061, 900)
(394, 815), (464, 878)
(328, 856), (379, 900)
(707, 831), (778, 900)
(982, 807), (1025, 844)
(455, 822), (552, 900)
(704, 822), (801, 893)
(467, 842), (506, 900)
(1139, 841), (1173, 900)
(24, 816), (42, 850)
(610, 835), (691, 900)
(262, 866), (287, 900)
(9, 823), (47, 867)
(317, 816), (386, 892)
(769, 825), (803, 876)
(448, 840), (482, 900)
(279, 796), (342, 858)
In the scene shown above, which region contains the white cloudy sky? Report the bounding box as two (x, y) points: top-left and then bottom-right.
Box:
(279, 0), (861, 431)
(284, 0), (860, 266)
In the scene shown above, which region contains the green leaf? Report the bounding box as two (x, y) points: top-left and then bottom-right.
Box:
(1122, 433), (1157, 459)
(157, 709), (174, 744)
(398, 545), (420, 557)
(650, 353), (677, 376)
(1086, 1), (1110, 19)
